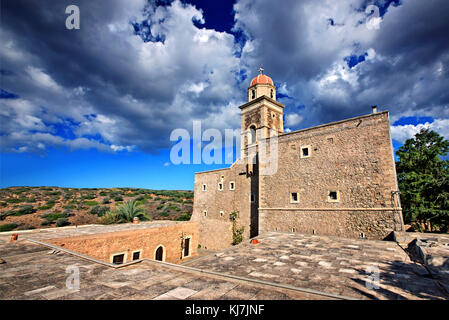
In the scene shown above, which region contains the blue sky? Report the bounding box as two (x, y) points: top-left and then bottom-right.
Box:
(1, 0), (449, 190)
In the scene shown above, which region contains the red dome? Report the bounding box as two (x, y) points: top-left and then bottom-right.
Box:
(250, 74), (274, 87)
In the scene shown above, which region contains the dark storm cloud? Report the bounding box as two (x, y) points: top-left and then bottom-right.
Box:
(1, 0), (449, 155)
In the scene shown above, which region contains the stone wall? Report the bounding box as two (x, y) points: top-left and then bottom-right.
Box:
(46, 221), (199, 264)
(191, 158), (258, 242)
(196, 218), (233, 251)
(259, 209), (402, 240)
(259, 111), (404, 239)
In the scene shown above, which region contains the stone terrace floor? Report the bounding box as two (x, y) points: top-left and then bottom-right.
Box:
(186, 232), (449, 300)
(1, 229), (448, 300)
(0, 240), (332, 300)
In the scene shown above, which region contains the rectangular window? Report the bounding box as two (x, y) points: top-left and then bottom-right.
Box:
(250, 193), (255, 203)
(202, 184), (207, 191)
(229, 181), (235, 190)
(290, 192), (299, 203)
(328, 191), (340, 202)
(112, 254), (125, 265)
(301, 147), (309, 158)
(183, 238), (190, 257)
(132, 251), (141, 261)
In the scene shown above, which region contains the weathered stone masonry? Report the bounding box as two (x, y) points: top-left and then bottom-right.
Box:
(192, 71), (404, 249)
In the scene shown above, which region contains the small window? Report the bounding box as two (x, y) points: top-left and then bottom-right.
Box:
(290, 192), (299, 203)
(302, 147), (309, 157)
(112, 254), (124, 265)
(251, 89), (255, 99)
(292, 227), (296, 232)
(250, 193), (255, 203)
(229, 181), (235, 190)
(328, 191), (339, 202)
(220, 211), (224, 217)
(202, 184), (207, 192)
(328, 137), (334, 144)
(203, 210), (207, 217)
(300, 145), (311, 158)
(218, 183), (223, 191)
(183, 238), (191, 257)
(270, 89), (273, 99)
(132, 251), (141, 261)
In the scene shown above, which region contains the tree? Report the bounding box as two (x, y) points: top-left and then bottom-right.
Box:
(114, 199), (149, 223)
(396, 128), (449, 232)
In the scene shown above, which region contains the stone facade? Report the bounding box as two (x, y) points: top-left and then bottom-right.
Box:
(192, 72), (404, 247)
(46, 221), (199, 264)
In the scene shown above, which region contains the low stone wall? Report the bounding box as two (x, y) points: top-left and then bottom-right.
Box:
(197, 218), (233, 251)
(259, 209), (403, 240)
(46, 221), (199, 264)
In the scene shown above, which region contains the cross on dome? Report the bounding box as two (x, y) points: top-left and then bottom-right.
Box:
(258, 66), (264, 75)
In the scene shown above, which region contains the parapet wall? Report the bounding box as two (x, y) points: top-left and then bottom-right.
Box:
(46, 221), (199, 264)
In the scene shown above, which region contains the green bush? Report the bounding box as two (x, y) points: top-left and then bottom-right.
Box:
(84, 200), (98, 206)
(6, 197), (26, 203)
(41, 212), (66, 221)
(99, 191), (108, 196)
(40, 220), (52, 226)
(114, 195), (123, 202)
(39, 201), (55, 210)
(12, 205), (36, 216)
(0, 202), (7, 207)
(90, 206), (109, 216)
(0, 223), (18, 232)
(175, 212), (192, 221)
(156, 204), (165, 210)
(63, 204), (76, 209)
(102, 197), (111, 204)
(56, 218), (70, 227)
(160, 212), (169, 217)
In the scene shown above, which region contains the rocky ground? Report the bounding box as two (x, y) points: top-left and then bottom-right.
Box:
(0, 186), (193, 232)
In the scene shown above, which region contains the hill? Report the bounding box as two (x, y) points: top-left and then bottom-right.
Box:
(0, 187), (193, 232)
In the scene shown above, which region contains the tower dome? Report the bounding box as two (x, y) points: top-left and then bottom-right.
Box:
(250, 74), (274, 87)
(248, 67), (276, 101)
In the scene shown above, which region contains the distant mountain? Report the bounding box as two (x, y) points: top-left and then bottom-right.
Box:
(0, 187), (193, 232)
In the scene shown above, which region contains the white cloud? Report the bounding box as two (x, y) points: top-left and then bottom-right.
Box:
(285, 113), (303, 127)
(390, 119), (449, 143)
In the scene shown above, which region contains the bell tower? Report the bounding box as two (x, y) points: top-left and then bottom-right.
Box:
(239, 68), (285, 154)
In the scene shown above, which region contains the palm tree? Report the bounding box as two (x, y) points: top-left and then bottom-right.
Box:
(115, 199), (148, 223)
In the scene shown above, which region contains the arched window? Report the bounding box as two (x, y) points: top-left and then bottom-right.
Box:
(270, 89), (273, 99)
(155, 246), (164, 261)
(249, 125), (256, 144)
(251, 89), (255, 99)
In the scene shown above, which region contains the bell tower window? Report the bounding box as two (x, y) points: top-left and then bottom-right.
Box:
(249, 126), (256, 144)
(251, 89), (255, 100)
(270, 89), (273, 99)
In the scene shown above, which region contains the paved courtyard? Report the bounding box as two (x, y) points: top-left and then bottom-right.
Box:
(0, 240), (332, 300)
(1, 229), (448, 300)
(186, 232), (449, 300)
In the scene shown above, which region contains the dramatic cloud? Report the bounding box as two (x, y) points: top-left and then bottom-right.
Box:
(391, 118), (449, 143)
(1, 0), (449, 155)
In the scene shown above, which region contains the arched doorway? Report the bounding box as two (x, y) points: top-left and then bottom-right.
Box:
(155, 246), (164, 261)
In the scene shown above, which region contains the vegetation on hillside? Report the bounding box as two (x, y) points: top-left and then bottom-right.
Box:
(0, 187), (193, 232)
(396, 128), (449, 232)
